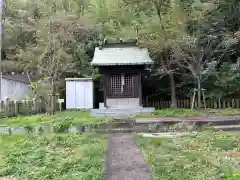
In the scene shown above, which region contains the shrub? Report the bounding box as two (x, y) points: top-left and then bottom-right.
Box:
(52, 117), (73, 133)
(24, 125), (34, 134)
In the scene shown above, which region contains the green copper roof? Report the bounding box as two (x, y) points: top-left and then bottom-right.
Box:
(91, 46), (153, 66)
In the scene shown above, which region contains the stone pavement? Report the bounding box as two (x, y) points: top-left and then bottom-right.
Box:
(103, 134), (152, 180)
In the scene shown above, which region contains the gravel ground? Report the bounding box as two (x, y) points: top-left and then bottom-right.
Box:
(103, 134), (152, 180)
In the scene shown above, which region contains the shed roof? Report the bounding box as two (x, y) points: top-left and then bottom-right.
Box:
(2, 75), (30, 84)
(91, 46), (153, 66)
(65, 78), (92, 81)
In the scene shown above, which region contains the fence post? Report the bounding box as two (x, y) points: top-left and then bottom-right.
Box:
(32, 98), (36, 114)
(236, 99), (240, 109)
(4, 97), (10, 116)
(218, 98), (221, 109)
(191, 90), (196, 110)
(14, 100), (19, 116)
(232, 99), (235, 108)
(58, 99), (64, 112)
(201, 89), (206, 109)
(223, 99), (226, 108)
(214, 100), (217, 109)
(0, 100), (3, 113)
(35, 99), (39, 113)
(56, 93), (60, 111)
(227, 99), (231, 108)
(21, 100), (26, 115)
(26, 100), (30, 115)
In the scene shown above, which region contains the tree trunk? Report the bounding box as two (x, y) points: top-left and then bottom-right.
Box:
(169, 73), (177, 108)
(197, 76), (201, 109)
(50, 79), (56, 114)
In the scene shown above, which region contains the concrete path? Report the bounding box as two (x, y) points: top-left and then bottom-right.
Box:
(103, 134), (152, 180)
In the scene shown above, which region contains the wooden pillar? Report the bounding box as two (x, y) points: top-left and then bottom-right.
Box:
(139, 72), (142, 106)
(103, 74), (107, 108)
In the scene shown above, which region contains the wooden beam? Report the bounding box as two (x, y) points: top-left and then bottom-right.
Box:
(139, 72), (142, 106)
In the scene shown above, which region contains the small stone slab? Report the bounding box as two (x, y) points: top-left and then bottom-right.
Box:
(104, 134), (152, 180)
(213, 125), (240, 131)
(138, 132), (198, 138)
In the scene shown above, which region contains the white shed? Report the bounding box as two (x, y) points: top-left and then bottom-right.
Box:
(65, 78), (94, 109)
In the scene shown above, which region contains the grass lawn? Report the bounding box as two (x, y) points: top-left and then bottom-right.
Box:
(136, 108), (240, 118)
(0, 110), (111, 127)
(137, 131), (240, 180)
(0, 133), (107, 179)
(1, 108), (240, 128)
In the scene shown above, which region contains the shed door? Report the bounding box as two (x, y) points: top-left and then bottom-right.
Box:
(66, 80), (93, 109)
(75, 81), (85, 109)
(66, 81), (76, 109)
(84, 81), (93, 108)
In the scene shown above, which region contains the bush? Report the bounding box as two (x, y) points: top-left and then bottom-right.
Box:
(24, 125), (34, 134)
(52, 117), (73, 133)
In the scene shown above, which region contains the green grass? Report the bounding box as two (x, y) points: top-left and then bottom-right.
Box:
(0, 135), (24, 166)
(1, 108), (240, 128)
(0, 110), (112, 127)
(153, 109), (204, 117)
(137, 131), (240, 180)
(135, 108), (240, 118)
(0, 133), (107, 179)
(218, 108), (240, 116)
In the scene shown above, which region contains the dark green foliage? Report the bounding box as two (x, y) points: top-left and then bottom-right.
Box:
(24, 125), (34, 134)
(2, 0), (240, 103)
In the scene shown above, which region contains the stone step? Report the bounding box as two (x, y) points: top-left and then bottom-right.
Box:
(91, 107), (155, 117)
(213, 125), (240, 131)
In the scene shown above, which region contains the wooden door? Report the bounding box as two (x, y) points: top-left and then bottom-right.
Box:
(110, 73), (136, 98)
(123, 73), (134, 97)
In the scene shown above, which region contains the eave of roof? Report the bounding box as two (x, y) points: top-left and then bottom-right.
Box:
(2, 75), (30, 84)
(91, 46), (153, 66)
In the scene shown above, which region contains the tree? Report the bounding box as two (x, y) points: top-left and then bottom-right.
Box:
(124, 0), (188, 107)
(2, 0), (240, 108)
(173, 34), (238, 108)
(171, 0), (239, 108)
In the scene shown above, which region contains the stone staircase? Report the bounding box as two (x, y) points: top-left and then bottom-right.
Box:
(91, 107), (155, 117)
